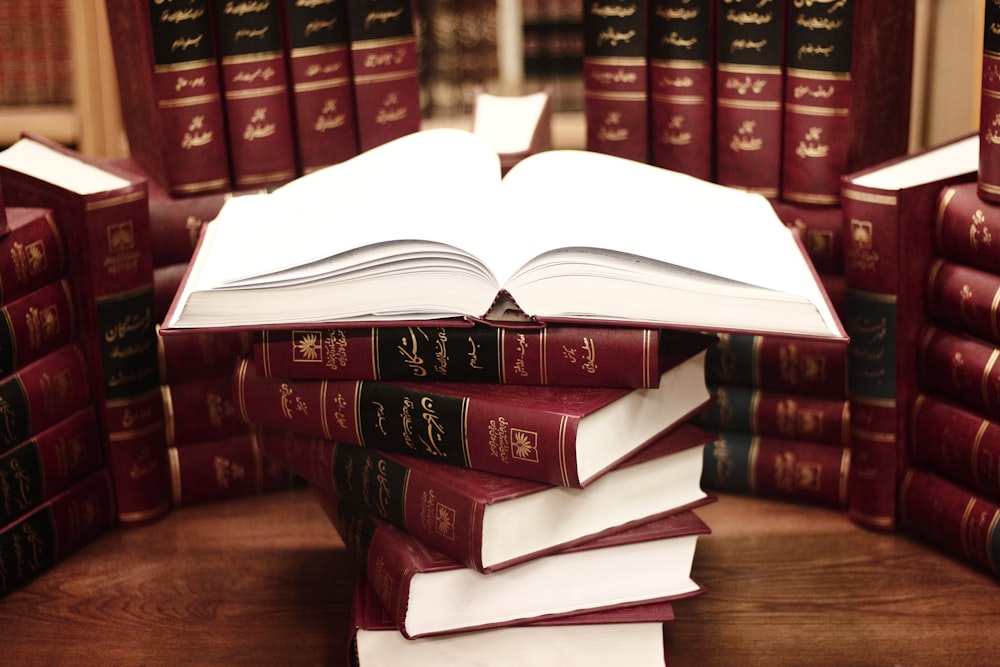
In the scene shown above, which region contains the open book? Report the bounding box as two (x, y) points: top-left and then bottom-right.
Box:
(162, 128), (845, 340)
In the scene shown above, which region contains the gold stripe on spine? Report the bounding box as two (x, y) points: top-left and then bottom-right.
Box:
(538, 328), (547, 386)
(747, 436), (760, 495)
(934, 186), (957, 251)
(557, 414), (570, 487)
(971, 417), (991, 491)
(161, 385), (176, 447)
(169, 446), (182, 506)
(991, 286), (1000, 342)
(371, 328), (380, 380)
(982, 349), (1000, 415)
(838, 446), (851, 507)
(750, 388), (761, 433)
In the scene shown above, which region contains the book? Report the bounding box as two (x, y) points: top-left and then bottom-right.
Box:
(252, 324), (678, 387)
(104, 0), (232, 197)
(210, 0), (298, 190)
(980, 0), (1000, 204)
(770, 200), (844, 276)
(347, 576), (674, 667)
(153, 262), (190, 323)
(0, 135), (172, 525)
(0, 468), (117, 599)
(909, 393), (1000, 504)
(702, 431), (850, 509)
(345, 0), (422, 152)
(648, 0), (715, 180)
(582, 0), (649, 163)
(713, 0), (785, 197)
(841, 132), (979, 531)
(319, 489), (708, 638)
(780, 0), (915, 206)
(898, 466), (1000, 578)
(926, 258), (1000, 347)
(471, 90), (553, 175)
(157, 327), (250, 385)
(279, 0), (360, 173)
(255, 421), (712, 572)
(0, 207), (66, 306)
(234, 337), (710, 487)
(934, 180), (1000, 274)
(161, 128), (845, 340)
(162, 374), (248, 447)
(917, 325), (1000, 423)
(0, 279), (76, 378)
(0, 407), (104, 528)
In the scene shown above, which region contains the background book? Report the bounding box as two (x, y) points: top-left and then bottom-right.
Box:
(979, 0), (1000, 204)
(0, 207), (66, 307)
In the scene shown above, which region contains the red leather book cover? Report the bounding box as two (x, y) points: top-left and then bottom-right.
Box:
(320, 488), (708, 639)
(0, 279), (76, 378)
(280, 0), (360, 172)
(157, 327), (250, 385)
(211, 0), (298, 189)
(704, 332), (848, 399)
(781, 0), (914, 205)
(649, 0), (714, 180)
(917, 325), (1000, 423)
(153, 262), (189, 323)
(909, 393), (1000, 505)
(256, 421), (712, 572)
(898, 466), (1000, 578)
(926, 258), (1000, 347)
(980, 0), (1000, 204)
(253, 324), (669, 387)
(0, 469), (117, 599)
(696, 384), (850, 448)
(0, 407), (104, 528)
(841, 133), (978, 531)
(769, 200), (843, 276)
(714, 0), (785, 197)
(234, 340), (709, 487)
(0, 135), (172, 526)
(935, 181), (1000, 274)
(0, 208), (66, 307)
(105, 0), (232, 196)
(162, 374), (249, 447)
(582, 0), (649, 163)
(344, 0), (421, 152)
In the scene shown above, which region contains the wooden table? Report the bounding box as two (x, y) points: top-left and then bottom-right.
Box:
(2, 489), (997, 666)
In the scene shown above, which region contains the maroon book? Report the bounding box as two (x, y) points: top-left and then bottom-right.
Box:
(0, 469), (117, 599)
(841, 132), (978, 531)
(909, 393), (1000, 504)
(0, 207), (66, 307)
(980, 0), (1000, 204)
(770, 200), (844, 276)
(256, 421), (712, 572)
(0, 135), (172, 526)
(162, 374), (249, 447)
(280, 0), (360, 173)
(0, 279), (76, 378)
(702, 431), (849, 509)
(153, 262), (189, 324)
(898, 466), (1000, 579)
(234, 340), (710, 488)
(780, 0), (914, 206)
(917, 325), (1000, 423)
(934, 181), (1000, 274)
(320, 488), (708, 639)
(582, 0), (649, 163)
(253, 325), (674, 387)
(344, 0), (421, 152)
(211, 0), (298, 190)
(926, 258), (1000, 347)
(105, 0), (231, 197)
(157, 328), (250, 385)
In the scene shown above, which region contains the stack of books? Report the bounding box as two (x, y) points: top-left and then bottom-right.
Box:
(159, 128), (847, 660)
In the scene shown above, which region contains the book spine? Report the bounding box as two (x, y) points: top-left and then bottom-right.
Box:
(909, 394), (1000, 505)
(934, 183), (1000, 274)
(0, 407), (104, 528)
(779, 0), (855, 205)
(926, 258), (1000, 347)
(0, 209), (66, 306)
(713, 0), (785, 197)
(233, 356), (586, 486)
(917, 325), (1000, 423)
(280, 0), (360, 172)
(701, 431), (849, 508)
(211, 0), (299, 189)
(980, 0), (1000, 204)
(253, 325), (662, 387)
(0, 469), (117, 599)
(345, 0), (422, 152)
(157, 327), (250, 385)
(162, 374), (250, 447)
(106, 0), (232, 196)
(770, 200), (844, 276)
(0, 279), (77, 378)
(148, 189), (227, 268)
(704, 332), (848, 399)
(696, 384), (850, 448)
(898, 466), (1000, 578)
(582, 0), (650, 163)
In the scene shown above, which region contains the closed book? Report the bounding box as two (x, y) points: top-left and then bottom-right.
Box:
(648, 0), (715, 180)
(347, 575), (674, 667)
(153, 262), (189, 323)
(898, 466), (1000, 578)
(842, 132), (979, 531)
(0, 135), (172, 525)
(256, 421), (712, 572)
(0, 469), (117, 599)
(926, 258), (1000, 347)
(0, 207), (66, 307)
(105, 0), (232, 197)
(162, 374), (249, 447)
(770, 200), (844, 276)
(168, 433), (292, 507)
(980, 0), (1000, 204)
(157, 327), (250, 385)
(235, 339), (709, 488)
(917, 325), (1000, 422)
(780, 0), (914, 205)
(0, 279), (76, 378)
(934, 180), (1000, 274)
(253, 324), (673, 387)
(702, 431), (850, 509)
(319, 489), (708, 639)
